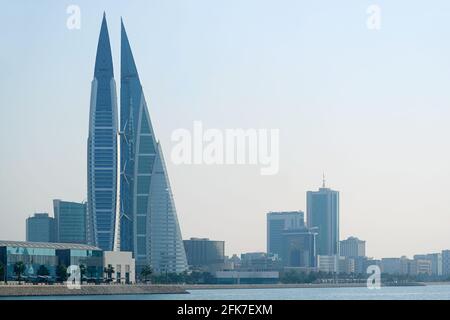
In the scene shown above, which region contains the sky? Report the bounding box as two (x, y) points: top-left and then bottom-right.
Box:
(1, 0), (450, 259)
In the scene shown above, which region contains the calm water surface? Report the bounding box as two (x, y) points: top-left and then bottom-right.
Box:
(2, 285), (450, 300)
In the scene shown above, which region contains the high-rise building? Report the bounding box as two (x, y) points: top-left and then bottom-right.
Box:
(183, 238), (225, 271)
(266, 211), (305, 257)
(307, 179), (339, 256)
(53, 200), (87, 244)
(119, 20), (187, 273)
(87, 14), (118, 251)
(281, 227), (317, 268)
(340, 236), (366, 258)
(26, 213), (55, 243)
(442, 250), (450, 276)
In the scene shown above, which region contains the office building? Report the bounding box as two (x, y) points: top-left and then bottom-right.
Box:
(119, 20), (187, 273)
(267, 211), (305, 257)
(317, 255), (339, 273)
(442, 250), (450, 276)
(307, 180), (339, 256)
(87, 14), (119, 251)
(340, 236), (366, 258)
(26, 213), (55, 243)
(183, 238), (225, 271)
(339, 256), (355, 274)
(414, 253), (442, 276)
(103, 251), (135, 284)
(281, 227), (317, 268)
(0, 240), (103, 282)
(412, 259), (432, 276)
(239, 252), (282, 271)
(53, 200), (87, 244)
(381, 257), (402, 274)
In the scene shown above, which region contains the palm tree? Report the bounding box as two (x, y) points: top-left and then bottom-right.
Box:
(140, 265), (153, 283)
(104, 264), (115, 283)
(13, 262), (25, 284)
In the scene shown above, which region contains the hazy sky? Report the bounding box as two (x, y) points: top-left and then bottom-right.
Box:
(2, 0), (450, 259)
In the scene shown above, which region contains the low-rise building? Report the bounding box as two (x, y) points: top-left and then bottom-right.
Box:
(381, 258), (402, 274)
(103, 251), (135, 284)
(183, 238), (225, 272)
(239, 252), (281, 271)
(317, 255), (339, 273)
(339, 256), (355, 274)
(0, 240), (103, 282)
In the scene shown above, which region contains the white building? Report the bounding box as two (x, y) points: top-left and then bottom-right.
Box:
(317, 255), (339, 273)
(103, 251), (135, 284)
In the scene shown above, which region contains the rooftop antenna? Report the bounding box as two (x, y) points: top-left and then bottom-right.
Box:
(322, 173), (326, 188)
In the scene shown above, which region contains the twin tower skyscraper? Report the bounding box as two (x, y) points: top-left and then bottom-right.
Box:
(87, 14), (187, 273)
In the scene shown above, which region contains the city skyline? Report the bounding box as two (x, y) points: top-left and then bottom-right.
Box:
(3, 1), (450, 259)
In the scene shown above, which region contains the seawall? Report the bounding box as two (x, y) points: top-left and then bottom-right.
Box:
(0, 284), (187, 297)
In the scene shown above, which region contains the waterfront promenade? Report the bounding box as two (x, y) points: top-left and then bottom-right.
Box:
(0, 284), (187, 297)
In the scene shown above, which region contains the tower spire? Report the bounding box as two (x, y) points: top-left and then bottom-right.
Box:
(322, 173), (326, 188)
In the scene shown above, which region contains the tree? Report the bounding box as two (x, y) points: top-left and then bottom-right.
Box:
(37, 265), (49, 276)
(140, 265), (153, 283)
(104, 264), (115, 283)
(79, 264), (86, 285)
(56, 264), (68, 283)
(13, 262), (25, 284)
(37, 265), (50, 283)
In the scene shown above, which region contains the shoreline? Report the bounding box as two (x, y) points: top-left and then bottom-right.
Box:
(1, 281), (448, 297)
(0, 284), (188, 297)
(183, 282), (428, 290)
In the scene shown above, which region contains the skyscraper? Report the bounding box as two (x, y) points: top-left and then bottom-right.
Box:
(87, 14), (118, 251)
(26, 213), (55, 243)
(266, 211), (305, 258)
(306, 179), (339, 256)
(53, 200), (87, 244)
(119, 20), (188, 273)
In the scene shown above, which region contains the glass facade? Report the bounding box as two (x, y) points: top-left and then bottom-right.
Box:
(281, 227), (317, 268)
(183, 238), (225, 269)
(87, 14), (118, 251)
(26, 213), (55, 242)
(119, 20), (188, 273)
(0, 241), (103, 282)
(53, 200), (87, 244)
(307, 187), (339, 256)
(266, 211), (305, 259)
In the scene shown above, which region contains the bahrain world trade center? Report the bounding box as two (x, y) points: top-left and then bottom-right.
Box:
(87, 14), (188, 274)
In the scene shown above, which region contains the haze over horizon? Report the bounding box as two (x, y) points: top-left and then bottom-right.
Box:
(2, 0), (450, 260)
